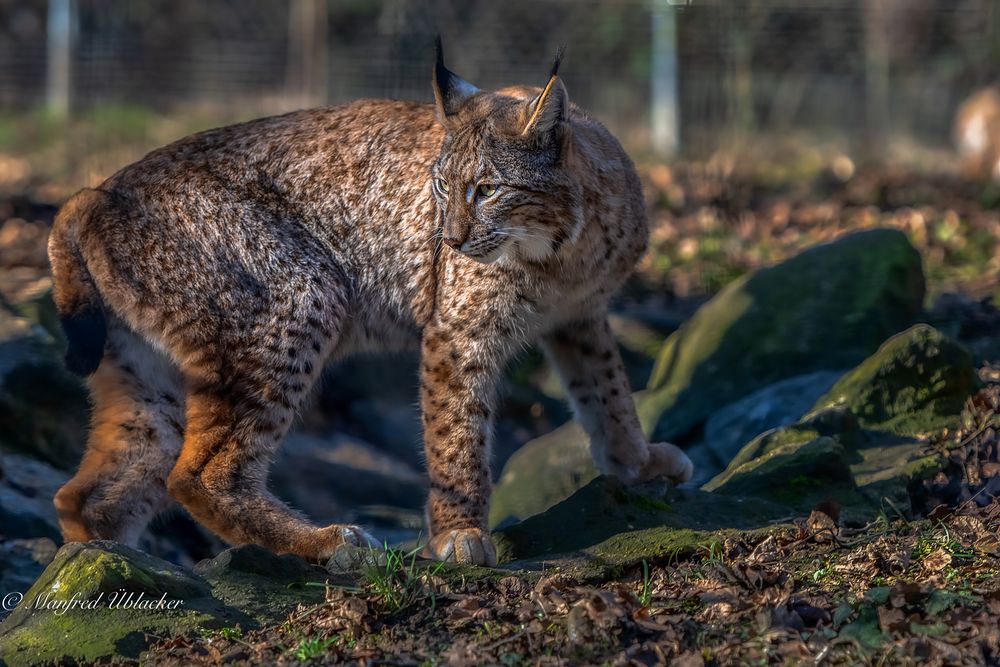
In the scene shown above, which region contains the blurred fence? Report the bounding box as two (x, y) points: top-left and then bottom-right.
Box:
(0, 0), (998, 161)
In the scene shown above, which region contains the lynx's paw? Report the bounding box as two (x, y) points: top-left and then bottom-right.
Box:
(638, 442), (694, 484)
(426, 528), (498, 566)
(314, 524), (380, 561)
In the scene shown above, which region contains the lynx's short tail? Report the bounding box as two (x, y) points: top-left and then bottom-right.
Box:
(48, 188), (108, 376)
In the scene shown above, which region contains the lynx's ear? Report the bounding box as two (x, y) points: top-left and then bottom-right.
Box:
(432, 36), (480, 124)
(521, 48), (568, 145)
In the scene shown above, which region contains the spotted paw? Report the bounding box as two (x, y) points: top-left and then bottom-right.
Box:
(315, 523), (380, 561)
(638, 442), (694, 484)
(426, 528), (497, 566)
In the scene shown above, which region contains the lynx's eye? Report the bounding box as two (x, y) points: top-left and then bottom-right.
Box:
(477, 184), (498, 198)
(434, 178), (449, 194)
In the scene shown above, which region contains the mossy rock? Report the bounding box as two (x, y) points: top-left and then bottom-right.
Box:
(702, 435), (855, 504)
(705, 407), (959, 520)
(811, 324), (978, 436)
(0, 542), (335, 665)
(0, 542), (232, 665)
(723, 406), (865, 473)
(9, 285), (63, 348)
(493, 230), (926, 526)
(193, 544), (338, 624)
(489, 421), (599, 528)
(494, 476), (788, 571)
(642, 229), (925, 441)
(705, 325), (977, 517)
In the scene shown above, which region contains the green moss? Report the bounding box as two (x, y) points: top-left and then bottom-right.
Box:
(725, 425), (822, 472)
(703, 436), (854, 502)
(193, 545), (332, 624)
(585, 526), (719, 565)
(494, 476), (788, 568)
(702, 327), (973, 518)
(812, 325), (978, 436)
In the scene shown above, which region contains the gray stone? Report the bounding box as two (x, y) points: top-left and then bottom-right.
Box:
(694, 371), (844, 483)
(0, 451), (66, 541)
(0, 538), (57, 620)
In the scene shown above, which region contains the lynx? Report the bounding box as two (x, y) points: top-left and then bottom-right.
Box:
(48, 43), (693, 566)
(954, 86), (1000, 181)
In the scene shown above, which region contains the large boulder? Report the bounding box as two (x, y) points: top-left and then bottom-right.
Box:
(0, 452), (66, 542)
(0, 541), (336, 665)
(704, 326), (977, 519)
(812, 324), (978, 436)
(640, 229), (925, 441)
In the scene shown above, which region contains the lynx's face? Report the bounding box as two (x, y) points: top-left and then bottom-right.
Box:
(431, 46), (583, 264)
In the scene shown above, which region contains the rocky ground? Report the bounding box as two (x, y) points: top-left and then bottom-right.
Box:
(0, 159), (999, 665)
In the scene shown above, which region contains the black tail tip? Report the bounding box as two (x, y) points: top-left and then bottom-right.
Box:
(61, 311), (106, 377)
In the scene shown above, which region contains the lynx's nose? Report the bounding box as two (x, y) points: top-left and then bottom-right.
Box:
(442, 213), (470, 250)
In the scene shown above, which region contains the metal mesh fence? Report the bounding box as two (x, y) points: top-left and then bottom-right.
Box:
(0, 0), (998, 158)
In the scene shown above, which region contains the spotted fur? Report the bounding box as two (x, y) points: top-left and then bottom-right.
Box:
(48, 46), (693, 566)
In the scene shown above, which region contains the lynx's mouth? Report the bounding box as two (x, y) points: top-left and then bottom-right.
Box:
(457, 233), (511, 264)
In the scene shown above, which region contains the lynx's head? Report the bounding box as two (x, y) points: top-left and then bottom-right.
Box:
(430, 40), (583, 264)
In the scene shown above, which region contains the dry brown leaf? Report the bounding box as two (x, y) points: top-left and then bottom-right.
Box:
(922, 548), (953, 574)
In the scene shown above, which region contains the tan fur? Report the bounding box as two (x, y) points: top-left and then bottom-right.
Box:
(49, 49), (693, 566)
(954, 87), (1000, 181)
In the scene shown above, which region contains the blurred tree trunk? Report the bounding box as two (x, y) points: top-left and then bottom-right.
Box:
(863, 0), (891, 160)
(286, 0), (329, 108)
(46, 0), (75, 119)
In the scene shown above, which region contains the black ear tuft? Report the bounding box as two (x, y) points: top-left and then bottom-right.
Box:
(550, 46), (565, 79)
(432, 36), (480, 123)
(434, 35), (448, 93)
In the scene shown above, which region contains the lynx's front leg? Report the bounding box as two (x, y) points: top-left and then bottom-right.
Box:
(419, 321), (505, 566)
(542, 314), (693, 484)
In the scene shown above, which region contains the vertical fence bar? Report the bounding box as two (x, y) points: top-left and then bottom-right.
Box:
(286, 0), (329, 108)
(863, 0), (890, 159)
(46, 0), (74, 118)
(651, 0), (680, 158)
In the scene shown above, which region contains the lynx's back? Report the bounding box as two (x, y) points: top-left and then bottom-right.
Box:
(91, 101), (446, 336)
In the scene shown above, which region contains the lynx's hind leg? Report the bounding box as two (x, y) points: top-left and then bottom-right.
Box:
(165, 281), (376, 562)
(55, 320), (185, 545)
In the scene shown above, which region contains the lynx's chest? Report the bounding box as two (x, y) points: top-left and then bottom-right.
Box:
(514, 213), (648, 332)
